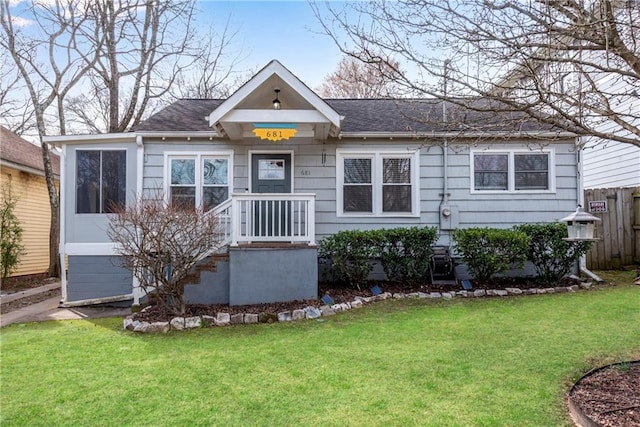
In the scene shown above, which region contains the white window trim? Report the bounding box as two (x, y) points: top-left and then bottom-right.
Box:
(470, 149), (556, 194)
(75, 147), (128, 215)
(337, 149), (420, 217)
(164, 151), (234, 208)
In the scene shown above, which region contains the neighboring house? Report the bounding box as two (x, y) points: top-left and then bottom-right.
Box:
(0, 126), (60, 277)
(45, 60), (582, 307)
(580, 69), (640, 189)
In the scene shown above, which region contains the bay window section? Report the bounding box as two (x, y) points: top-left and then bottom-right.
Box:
(170, 159), (196, 209)
(383, 158), (412, 212)
(167, 154), (230, 211)
(474, 154), (508, 191)
(343, 158), (372, 213)
(202, 158), (229, 211)
(515, 154), (548, 190)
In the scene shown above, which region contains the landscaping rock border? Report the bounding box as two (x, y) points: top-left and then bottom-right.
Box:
(124, 282), (592, 333)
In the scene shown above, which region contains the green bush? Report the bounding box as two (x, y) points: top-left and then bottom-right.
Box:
(1, 182), (25, 279)
(319, 230), (378, 289)
(452, 227), (529, 284)
(377, 226), (438, 285)
(514, 222), (593, 286)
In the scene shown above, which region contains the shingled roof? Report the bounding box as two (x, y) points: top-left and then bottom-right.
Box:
(132, 98), (558, 134)
(1, 126), (60, 176)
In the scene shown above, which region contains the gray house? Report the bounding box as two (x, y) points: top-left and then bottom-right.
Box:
(46, 60), (583, 307)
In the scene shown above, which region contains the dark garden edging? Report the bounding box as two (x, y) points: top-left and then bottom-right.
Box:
(567, 360), (640, 427)
(123, 282), (596, 333)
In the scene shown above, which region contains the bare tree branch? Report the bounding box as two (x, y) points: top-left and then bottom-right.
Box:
(311, 0), (640, 148)
(317, 55), (403, 98)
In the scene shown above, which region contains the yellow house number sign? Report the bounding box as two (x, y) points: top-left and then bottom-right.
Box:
(253, 123), (297, 142)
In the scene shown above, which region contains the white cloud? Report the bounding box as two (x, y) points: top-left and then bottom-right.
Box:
(11, 16), (32, 28)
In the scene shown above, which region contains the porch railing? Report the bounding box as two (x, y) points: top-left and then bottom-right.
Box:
(205, 193), (316, 248)
(230, 193), (316, 246)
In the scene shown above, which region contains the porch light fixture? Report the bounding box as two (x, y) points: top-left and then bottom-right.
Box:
(272, 89), (281, 110)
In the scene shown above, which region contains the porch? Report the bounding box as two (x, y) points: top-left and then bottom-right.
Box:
(185, 192), (318, 306)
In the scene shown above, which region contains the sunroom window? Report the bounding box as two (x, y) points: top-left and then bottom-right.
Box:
(76, 150), (126, 213)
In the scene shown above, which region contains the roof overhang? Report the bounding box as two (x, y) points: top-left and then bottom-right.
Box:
(207, 60), (342, 141)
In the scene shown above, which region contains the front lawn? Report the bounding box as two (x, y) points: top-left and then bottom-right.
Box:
(2, 271), (638, 426)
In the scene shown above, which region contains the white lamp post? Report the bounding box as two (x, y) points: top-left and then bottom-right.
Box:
(560, 206), (601, 241)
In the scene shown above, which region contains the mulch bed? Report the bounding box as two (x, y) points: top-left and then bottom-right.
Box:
(569, 362), (640, 427)
(132, 277), (575, 323)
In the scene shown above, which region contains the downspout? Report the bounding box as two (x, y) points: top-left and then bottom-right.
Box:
(59, 145), (67, 305)
(576, 139), (603, 283)
(132, 134), (145, 306)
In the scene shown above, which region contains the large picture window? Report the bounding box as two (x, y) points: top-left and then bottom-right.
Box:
(472, 150), (552, 192)
(167, 153), (231, 210)
(338, 150), (418, 216)
(76, 150), (126, 213)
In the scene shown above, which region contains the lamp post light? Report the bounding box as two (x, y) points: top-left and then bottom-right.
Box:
(559, 205), (601, 241)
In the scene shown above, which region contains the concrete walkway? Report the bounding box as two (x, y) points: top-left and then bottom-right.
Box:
(1, 283), (131, 328)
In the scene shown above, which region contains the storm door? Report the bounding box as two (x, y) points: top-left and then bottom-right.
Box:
(251, 153), (292, 238)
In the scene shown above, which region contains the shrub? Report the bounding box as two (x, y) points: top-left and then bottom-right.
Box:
(107, 196), (222, 315)
(377, 226), (438, 285)
(452, 227), (529, 284)
(1, 182), (25, 279)
(318, 230), (378, 289)
(514, 222), (593, 286)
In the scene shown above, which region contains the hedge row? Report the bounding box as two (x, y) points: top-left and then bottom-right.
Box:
(319, 223), (592, 289)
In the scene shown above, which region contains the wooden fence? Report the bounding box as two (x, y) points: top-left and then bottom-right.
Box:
(584, 187), (640, 270)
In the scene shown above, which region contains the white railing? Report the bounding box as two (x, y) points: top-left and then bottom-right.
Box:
(230, 193), (316, 246)
(210, 198), (233, 248)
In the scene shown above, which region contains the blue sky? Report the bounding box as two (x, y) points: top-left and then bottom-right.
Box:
(199, 1), (344, 90)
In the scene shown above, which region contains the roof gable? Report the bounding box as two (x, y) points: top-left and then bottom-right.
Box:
(207, 60), (342, 140)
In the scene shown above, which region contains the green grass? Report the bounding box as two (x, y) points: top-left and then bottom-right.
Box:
(2, 272), (639, 427)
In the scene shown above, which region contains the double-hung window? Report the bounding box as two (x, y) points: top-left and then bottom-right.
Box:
(76, 150), (126, 213)
(167, 153), (231, 211)
(472, 150), (553, 192)
(338, 150), (419, 216)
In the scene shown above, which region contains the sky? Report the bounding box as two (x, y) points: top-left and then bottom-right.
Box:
(198, 1), (345, 90)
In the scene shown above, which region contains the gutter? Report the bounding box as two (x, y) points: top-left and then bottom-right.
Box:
(337, 131), (577, 140)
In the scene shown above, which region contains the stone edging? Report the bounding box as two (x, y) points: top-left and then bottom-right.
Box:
(124, 282), (593, 333)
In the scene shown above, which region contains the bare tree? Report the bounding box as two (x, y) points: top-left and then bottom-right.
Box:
(107, 196), (221, 316)
(66, 0), (202, 133)
(311, 0), (640, 148)
(170, 19), (246, 99)
(1, 0), (238, 276)
(318, 55), (402, 98)
(0, 54), (35, 135)
(1, 0), (101, 276)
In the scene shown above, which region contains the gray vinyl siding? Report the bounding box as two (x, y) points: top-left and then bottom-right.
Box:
(141, 136), (579, 243)
(66, 255), (132, 302)
(64, 142), (138, 243)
